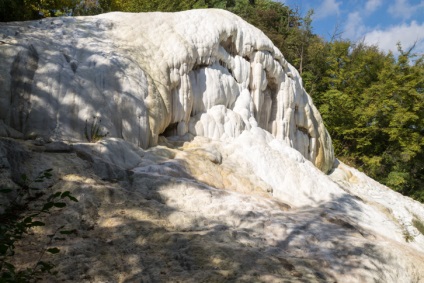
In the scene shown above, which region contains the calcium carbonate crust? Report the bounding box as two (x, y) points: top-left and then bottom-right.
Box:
(0, 9), (333, 172)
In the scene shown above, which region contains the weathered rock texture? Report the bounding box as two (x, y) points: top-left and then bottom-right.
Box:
(1, 10), (424, 283)
(1, 137), (424, 283)
(0, 9), (333, 172)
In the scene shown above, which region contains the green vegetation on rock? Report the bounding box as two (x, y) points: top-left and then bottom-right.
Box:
(0, 169), (78, 282)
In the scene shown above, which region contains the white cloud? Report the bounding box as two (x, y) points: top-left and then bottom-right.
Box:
(315, 0), (341, 19)
(344, 12), (366, 39)
(363, 21), (424, 56)
(365, 0), (382, 13)
(388, 0), (424, 19)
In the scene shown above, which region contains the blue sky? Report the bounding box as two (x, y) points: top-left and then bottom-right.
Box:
(279, 0), (424, 57)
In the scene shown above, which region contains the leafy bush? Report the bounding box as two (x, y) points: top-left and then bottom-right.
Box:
(84, 115), (109, 143)
(402, 229), (415, 243)
(0, 169), (78, 282)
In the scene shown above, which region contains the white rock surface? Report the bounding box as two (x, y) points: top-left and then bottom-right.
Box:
(1, 137), (424, 283)
(1, 10), (424, 283)
(0, 9), (333, 172)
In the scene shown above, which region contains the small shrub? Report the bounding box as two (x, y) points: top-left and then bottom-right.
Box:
(84, 115), (109, 143)
(412, 217), (424, 236)
(402, 226), (415, 243)
(0, 169), (78, 282)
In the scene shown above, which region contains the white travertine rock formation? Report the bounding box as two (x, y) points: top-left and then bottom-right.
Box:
(0, 9), (333, 172)
(1, 137), (424, 282)
(2, 10), (424, 282)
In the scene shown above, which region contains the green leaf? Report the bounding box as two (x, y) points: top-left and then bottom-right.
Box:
(53, 202), (66, 208)
(61, 191), (78, 201)
(70, 196), (78, 202)
(60, 191), (70, 198)
(47, 247), (60, 254)
(48, 192), (62, 201)
(59, 229), (77, 235)
(23, 217), (33, 223)
(60, 191), (77, 201)
(0, 188), (13, 193)
(42, 202), (54, 211)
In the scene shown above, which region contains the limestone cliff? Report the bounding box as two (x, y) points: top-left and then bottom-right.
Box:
(0, 9), (333, 172)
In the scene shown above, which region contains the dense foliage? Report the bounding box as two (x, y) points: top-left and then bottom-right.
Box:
(0, 0), (423, 202)
(307, 41), (424, 202)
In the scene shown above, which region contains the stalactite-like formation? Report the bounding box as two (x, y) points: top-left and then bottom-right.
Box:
(0, 9), (334, 172)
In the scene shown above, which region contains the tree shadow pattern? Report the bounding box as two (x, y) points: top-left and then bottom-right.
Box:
(0, 16), (422, 283)
(1, 137), (419, 283)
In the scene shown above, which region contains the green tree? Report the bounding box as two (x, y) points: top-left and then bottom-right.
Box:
(0, 0), (35, 21)
(358, 44), (424, 200)
(308, 39), (424, 202)
(0, 0), (78, 21)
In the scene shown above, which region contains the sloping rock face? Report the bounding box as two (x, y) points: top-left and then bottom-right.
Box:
(0, 9), (333, 172)
(1, 10), (424, 283)
(1, 137), (424, 283)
